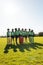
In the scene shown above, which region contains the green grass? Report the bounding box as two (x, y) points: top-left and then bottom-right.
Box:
(0, 37), (43, 65)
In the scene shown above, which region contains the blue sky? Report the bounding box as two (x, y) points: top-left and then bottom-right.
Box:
(0, 0), (43, 36)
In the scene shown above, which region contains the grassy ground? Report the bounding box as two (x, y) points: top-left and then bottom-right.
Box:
(0, 37), (43, 65)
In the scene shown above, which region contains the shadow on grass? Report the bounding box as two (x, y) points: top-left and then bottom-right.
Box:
(4, 43), (43, 53)
(4, 44), (17, 53)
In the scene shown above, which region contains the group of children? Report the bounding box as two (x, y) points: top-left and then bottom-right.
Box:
(4, 28), (35, 53)
(7, 28), (34, 45)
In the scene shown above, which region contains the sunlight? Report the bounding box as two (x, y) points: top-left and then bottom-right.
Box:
(5, 3), (19, 15)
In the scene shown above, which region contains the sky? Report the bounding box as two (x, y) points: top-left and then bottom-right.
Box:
(0, 0), (43, 36)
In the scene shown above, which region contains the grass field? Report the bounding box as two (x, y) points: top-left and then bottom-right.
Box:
(0, 37), (43, 65)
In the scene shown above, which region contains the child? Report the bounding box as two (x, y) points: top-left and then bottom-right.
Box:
(31, 30), (34, 44)
(15, 28), (19, 44)
(19, 28), (24, 44)
(4, 29), (11, 53)
(28, 29), (31, 43)
(11, 29), (15, 44)
(24, 29), (27, 43)
(7, 29), (11, 44)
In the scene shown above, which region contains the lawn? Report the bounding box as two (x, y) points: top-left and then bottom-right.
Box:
(0, 37), (43, 65)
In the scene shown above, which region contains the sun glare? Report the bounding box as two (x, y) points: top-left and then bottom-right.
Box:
(5, 3), (19, 15)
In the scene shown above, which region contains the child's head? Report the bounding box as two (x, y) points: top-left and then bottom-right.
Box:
(12, 29), (14, 32)
(25, 29), (27, 31)
(18, 28), (20, 31)
(7, 29), (9, 32)
(29, 29), (31, 31)
(15, 28), (17, 31)
(22, 28), (24, 31)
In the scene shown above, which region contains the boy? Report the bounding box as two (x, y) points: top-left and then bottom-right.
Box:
(11, 29), (15, 44)
(4, 29), (11, 53)
(7, 29), (11, 44)
(28, 29), (32, 43)
(31, 30), (34, 44)
(15, 28), (19, 44)
(24, 29), (27, 43)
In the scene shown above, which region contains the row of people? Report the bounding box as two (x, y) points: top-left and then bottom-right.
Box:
(7, 28), (35, 44)
(7, 28), (34, 37)
(4, 28), (35, 53)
